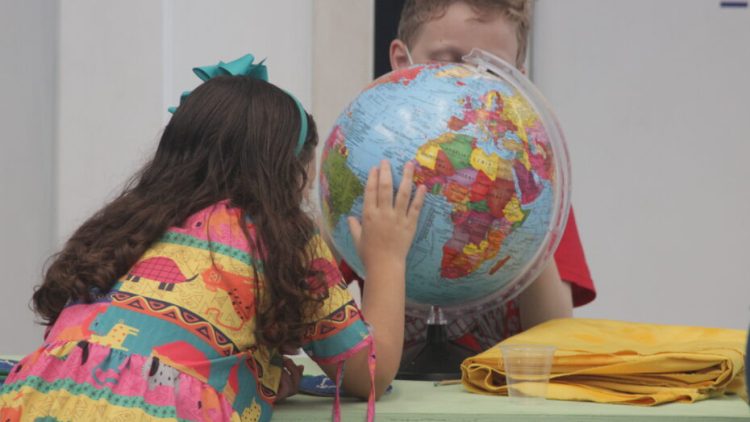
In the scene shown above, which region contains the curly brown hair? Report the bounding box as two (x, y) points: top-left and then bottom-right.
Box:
(397, 0), (533, 68)
(33, 75), (322, 349)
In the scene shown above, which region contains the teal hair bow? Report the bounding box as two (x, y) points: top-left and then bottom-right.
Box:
(169, 53), (308, 156)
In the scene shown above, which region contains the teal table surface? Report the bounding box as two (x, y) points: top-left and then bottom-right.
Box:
(274, 356), (749, 422)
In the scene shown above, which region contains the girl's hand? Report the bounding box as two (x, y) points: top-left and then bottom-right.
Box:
(347, 160), (426, 270)
(275, 356), (304, 403)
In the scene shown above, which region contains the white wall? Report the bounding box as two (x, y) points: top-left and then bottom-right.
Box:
(57, 1), (165, 243)
(0, 0), (57, 354)
(533, 0), (750, 329)
(312, 0), (374, 140)
(170, 0), (313, 123)
(1, 0), (315, 354)
(57, 0), (313, 243)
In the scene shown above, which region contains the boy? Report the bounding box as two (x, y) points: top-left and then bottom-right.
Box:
(342, 0), (596, 353)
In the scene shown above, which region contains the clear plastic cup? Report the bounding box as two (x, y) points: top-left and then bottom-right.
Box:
(499, 344), (556, 404)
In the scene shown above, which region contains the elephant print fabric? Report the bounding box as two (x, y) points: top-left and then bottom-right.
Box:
(0, 201), (372, 421)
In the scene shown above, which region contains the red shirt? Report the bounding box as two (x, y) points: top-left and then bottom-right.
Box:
(552, 207), (596, 307)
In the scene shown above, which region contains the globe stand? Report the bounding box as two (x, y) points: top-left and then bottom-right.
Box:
(395, 305), (475, 381)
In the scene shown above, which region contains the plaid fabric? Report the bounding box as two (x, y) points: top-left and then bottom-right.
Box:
(404, 298), (522, 352)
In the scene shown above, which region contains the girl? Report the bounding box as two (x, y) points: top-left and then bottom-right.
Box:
(0, 55), (425, 421)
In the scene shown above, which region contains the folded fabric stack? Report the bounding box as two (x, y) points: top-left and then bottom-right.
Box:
(0, 359), (19, 386)
(461, 318), (747, 405)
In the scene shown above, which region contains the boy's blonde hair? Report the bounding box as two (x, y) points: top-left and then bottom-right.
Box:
(396, 0), (532, 68)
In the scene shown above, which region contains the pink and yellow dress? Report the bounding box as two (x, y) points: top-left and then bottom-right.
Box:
(0, 201), (372, 421)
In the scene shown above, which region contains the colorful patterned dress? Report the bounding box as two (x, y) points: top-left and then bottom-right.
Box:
(0, 201), (372, 421)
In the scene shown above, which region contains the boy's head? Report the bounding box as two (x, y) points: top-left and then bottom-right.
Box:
(390, 0), (531, 72)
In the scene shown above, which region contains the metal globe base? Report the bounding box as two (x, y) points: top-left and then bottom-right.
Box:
(395, 306), (475, 381)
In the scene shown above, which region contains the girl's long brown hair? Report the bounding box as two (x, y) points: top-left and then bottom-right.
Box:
(33, 76), (321, 349)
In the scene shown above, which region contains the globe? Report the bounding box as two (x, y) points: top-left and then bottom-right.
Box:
(318, 50), (571, 311)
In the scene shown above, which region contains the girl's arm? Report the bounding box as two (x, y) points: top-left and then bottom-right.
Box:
(516, 260), (573, 330)
(319, 160), (425, 399)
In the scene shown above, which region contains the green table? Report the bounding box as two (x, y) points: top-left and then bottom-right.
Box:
(274, 356), (749, 422)
(3, 355), (747, 420)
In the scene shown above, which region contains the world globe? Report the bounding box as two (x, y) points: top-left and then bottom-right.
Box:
(318, 50), (571, 311)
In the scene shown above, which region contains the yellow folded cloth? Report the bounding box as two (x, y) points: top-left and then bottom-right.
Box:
(461, 318), (747, 405)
